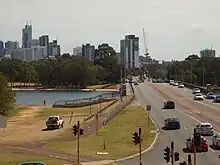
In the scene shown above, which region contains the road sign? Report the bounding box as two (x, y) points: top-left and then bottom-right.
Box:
(146, 105), (151, 111)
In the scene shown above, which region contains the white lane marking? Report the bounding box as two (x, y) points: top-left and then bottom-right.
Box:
(184, 126), (187, 130)
(209, 148), (216, 152)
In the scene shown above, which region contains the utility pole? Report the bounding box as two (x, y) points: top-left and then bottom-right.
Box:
(202, 63), (205, 87)
(139, 128), (142, 165)
(188, 154), (192, 165)
(77, 121), (80, 165)
(193, 128), (198, 165)
(95, 113), (98, 135)
(171, 141), (174, 165)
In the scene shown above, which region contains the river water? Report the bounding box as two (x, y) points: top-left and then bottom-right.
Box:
(15, 91), (113, 105)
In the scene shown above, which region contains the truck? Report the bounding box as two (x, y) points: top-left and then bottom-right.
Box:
(46, 116), (64, 129)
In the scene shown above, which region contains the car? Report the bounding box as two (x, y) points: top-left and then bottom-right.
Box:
(169, 80), (174, 85)
(18, 162), (47, 165)
(173, 82), (178, 86)
(178, 83), (184, 88)
(192, 88), (201, 94)
(206, 92), (215, 99)
(194, 93), (203, 100)
(134, 81), (139, 85)
(212, 133), (220, 149)
(214, 95), (220, 103)
(164, 118), (180, 130)
(186, 135), (208, 152)
(46, 115), (64, 129)
(196, 123), (214, 136)
(163, 100), (175, 109)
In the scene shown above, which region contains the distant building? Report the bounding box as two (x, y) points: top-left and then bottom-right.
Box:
(11, 46), (47, 61)
(82, 44), (95, 61)
(31, 39), (39, 47)
(73, 46), (82, 56)
(200, 49), (215, 57)
(48, 40), (61, 57)
(39, 35), (49, 56)
(0, 41), (4, 56)
(22, 24), (32, 48)
(120, 35), (139, 68)
(5, 41), (19, 55)
(116, 52), (121, 64)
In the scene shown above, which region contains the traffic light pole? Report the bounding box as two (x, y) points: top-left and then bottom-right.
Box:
(77, 121), (80, 165)
(139, 128), (142, 165)
(171, 142), (174, 165)
(193, 129), (197, 165)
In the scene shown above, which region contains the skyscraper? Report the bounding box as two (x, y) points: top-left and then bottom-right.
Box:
(82, 44), (95, 62)
(22, 23), (32, 48)
(39, 35), (49, 56)
(120, 35), (139, 68)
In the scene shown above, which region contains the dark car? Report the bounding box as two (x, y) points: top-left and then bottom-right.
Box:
(18, 162), (47, 165)
(206, 92), (215, 99)
(164, 100), (175, 109)
(164, 118), (180, 130)
(214, 95), (220, 103)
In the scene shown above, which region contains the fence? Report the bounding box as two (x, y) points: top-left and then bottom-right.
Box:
(53, 92), (119, 108)
(102, 82), (135, 126)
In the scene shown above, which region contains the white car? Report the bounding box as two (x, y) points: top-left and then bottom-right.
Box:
(173, 82), (178, 86)
(193, 88), (201, 94)
(212, 133), (220, 148)
(194, 93), (203, 100)
(178, 84), (184, 88)
(46, 115), (64, 129)
(196, 123), (214, 136)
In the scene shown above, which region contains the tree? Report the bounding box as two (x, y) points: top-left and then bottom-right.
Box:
(0, 73), (15, 116)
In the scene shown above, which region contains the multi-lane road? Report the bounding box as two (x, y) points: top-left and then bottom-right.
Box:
(110, 80), (220, 165)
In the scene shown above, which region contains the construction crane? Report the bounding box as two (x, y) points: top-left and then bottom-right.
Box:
(143, 28), (149, 57)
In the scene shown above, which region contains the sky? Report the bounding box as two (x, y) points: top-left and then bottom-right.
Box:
(1, 0), (220, 61)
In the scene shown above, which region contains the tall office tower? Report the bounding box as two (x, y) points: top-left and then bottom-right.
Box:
(22, 22), (32, 48)
(120, 35), (139, 68)
(39, 35), (49, 56)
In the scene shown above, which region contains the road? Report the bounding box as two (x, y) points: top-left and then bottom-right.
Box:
(109, 80), (220, 165)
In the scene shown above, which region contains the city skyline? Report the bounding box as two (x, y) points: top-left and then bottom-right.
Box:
(1, 0), (220, 60)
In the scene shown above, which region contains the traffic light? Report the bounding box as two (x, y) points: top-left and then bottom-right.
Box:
(194, 132), (201, 147)
(174, 152), (179, 161)
(132, 132), (140, 145)
(164, 146), (170, 163)
(79, 128), (84, 135)
(180, 161), (187, 165)
(73, 124), (78, 136)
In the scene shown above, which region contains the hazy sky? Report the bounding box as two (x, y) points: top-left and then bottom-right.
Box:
(1, 0), (220, 60)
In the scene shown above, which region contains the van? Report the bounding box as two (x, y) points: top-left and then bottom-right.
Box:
(196, 123), (213, 136)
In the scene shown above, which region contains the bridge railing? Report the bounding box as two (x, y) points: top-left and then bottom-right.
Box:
(53, 92), (119, 107)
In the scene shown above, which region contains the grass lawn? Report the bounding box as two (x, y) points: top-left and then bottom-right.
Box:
(0, 151), (71, 165)
(35, 100), (116, 119)
(46, 103), (156, 160)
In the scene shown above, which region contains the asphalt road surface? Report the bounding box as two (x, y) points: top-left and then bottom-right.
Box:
(109, 81), (220, 165)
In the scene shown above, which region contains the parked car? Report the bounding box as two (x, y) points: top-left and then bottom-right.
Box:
(178, 83), (184, 88)
(212, 133), (220, 148)
(169, 80), (174, 85)
(206, 92), (215, 99)
(196, 123), (213, 136)
(194, 93), (203, 100)
(214, 95), (220, 103)
(186, 136), (208, 152)
(46, 116), (64, 129)
(163, 100), (175, 109)
(164, 118), (180, 130)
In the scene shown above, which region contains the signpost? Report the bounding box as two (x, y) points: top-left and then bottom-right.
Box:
(146, 105), (151, 126)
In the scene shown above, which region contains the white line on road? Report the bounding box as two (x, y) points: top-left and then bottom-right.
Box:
(184, 126), (187, 130)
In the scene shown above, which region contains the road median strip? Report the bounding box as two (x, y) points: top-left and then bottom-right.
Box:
(45, 102), (156, 160)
